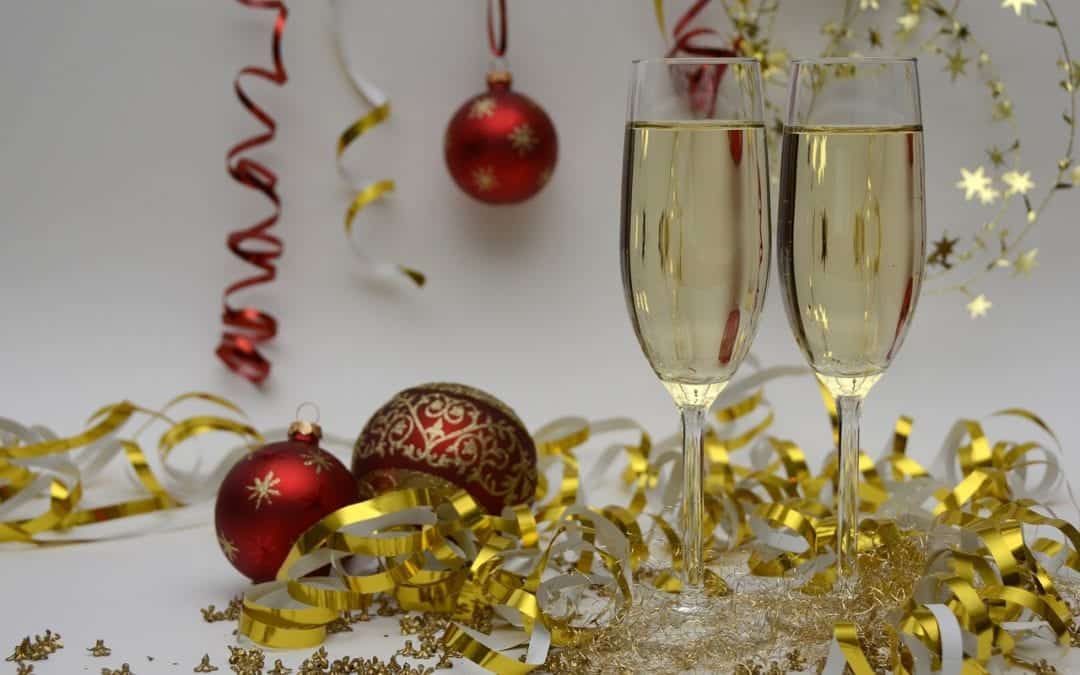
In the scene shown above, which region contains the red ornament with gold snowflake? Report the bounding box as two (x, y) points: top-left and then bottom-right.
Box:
(444, 70), (558, 204)
(214, 418), (358, 582)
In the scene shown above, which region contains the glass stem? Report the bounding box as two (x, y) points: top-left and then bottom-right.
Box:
(680, 404), (708, 589)
(836, 394), (862, 584)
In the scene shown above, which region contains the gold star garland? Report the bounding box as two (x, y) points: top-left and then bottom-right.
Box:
(690, 0), (1077, 318)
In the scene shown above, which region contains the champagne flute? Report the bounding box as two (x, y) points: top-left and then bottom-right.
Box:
(621, 58), (770, 612)
(777, 58), (926, 587)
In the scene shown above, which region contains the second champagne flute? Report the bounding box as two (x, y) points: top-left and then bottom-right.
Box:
(777, 57), (926, 590)
(621, 57), (770, 615)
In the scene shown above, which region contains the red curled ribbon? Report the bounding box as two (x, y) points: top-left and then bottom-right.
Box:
(217, 0), (289, 385)
(487, 0), (507, 58)
(658, 0), (740, 118)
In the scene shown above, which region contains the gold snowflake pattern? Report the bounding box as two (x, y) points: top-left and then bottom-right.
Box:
(246, 471), (281, 510)
(468, 97), (496, 119)
(301, 451), (332, 475)
(472, 166), (498, 192)
(967, 294), (992, 318)
(218, 534), (239, 562)
(507, 124), (538, 155)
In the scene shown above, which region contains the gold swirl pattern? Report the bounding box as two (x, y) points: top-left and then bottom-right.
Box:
(352, 384), (538, 513)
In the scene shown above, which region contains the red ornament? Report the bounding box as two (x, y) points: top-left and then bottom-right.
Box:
(444, 71), (558, 204)
(215, 420), (358, 582)
(352, 382), (538, 513)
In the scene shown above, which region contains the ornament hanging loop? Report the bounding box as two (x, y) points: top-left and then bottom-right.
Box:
(290, 402), (323, 443)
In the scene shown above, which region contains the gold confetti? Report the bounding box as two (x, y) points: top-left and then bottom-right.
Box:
(1002, 0), (1036, 16)
(200, 597), (242, 623)
(266, 661), (292, 675)
(1014, 248), (1039, 275)
(88, 640), (112, 658)
(967, 293), (993, 318)
(6, 631), (62, 663)
(16, 664), (33, 675)
(101, 665), (134, 675)
(1003, 169), (1036, 195)
(227, 646), (265, 675)
(193, 654), (218, 673)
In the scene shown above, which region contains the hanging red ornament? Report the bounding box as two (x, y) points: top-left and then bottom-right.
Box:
(443, 0), (557, 204)
(214, 416), (358, 582)
(352, 382), (538, 513)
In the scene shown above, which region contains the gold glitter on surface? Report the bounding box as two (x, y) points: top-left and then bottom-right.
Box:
(201, 597), (242, 623)
(87, 640), (112, 657)
(6, 631), (62, 663)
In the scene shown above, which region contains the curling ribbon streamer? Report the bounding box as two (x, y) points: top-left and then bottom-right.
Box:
(217, 0), (289, 385)
(233, 367), (1078, 673)
(651, 0), (740, 117)
(330, 0), (424, 286)
(0, 393), (259, 544)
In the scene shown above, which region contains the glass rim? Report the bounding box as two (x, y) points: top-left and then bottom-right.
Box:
(631, 56), (760, 66)
(791, 56), (917, 65)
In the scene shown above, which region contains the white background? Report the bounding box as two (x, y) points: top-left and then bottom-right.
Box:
(0, 1), (1078, 672)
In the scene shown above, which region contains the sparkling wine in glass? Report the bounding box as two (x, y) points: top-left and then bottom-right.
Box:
(777, 58), (926, 588)
(621, 58), (770, 613)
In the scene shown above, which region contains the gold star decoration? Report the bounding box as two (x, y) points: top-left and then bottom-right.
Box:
(928, 236), (960, 269)
(896, 13), (920, 36)
(507, 124), (538, 155)
(217, 535), (239, 562)
(1002, 0), (1036, 16)
(472, 166), (498, 192)
(966, 294), (992, 318)
(993, 99), (1014, 120)
(956, 166), (995, 202)
(87, 641), (111, 658)
(1002, 170), (1035, 195)
(300, 451), (332, 475)
(859, 0), (878, 10)
(945, 47), (969, 81)
(246, 470), (281, 511)
(193, 655), (218, 673)
(467, 97), (496, 119)
(1014, 248), (1038, 275)
(869, 28), (882, 48)
(986, 146), (1006, 167)
(987, 79), (1005, 98)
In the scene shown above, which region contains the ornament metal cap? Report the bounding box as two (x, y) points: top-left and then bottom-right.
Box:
(486, 70), (512, 90)
(287, 420), (322, 444)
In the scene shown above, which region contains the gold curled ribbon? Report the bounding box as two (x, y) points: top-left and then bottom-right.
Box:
(330, 0), (424, 287)
(0, 394), (258, 544)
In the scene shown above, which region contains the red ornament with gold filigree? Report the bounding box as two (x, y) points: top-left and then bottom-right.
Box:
(352, 383), (538, 513)
(214, 419), (358, 582)
(444, 71), (558, 205)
